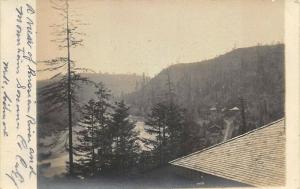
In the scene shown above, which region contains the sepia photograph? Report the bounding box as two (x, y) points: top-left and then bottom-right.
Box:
(36, 0), (285, 188)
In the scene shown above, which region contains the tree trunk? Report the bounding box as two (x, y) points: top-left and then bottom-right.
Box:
(66, 0), (74, 175)
(239, 97), (247, 134)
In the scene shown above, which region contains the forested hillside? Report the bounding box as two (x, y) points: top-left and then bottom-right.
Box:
(126, 44), (284, 132)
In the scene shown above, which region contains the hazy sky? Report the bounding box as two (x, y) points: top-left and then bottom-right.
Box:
(37, 0), (284, 79)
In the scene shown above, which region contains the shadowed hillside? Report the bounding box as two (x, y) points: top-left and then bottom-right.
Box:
(125, 44), (284, 131)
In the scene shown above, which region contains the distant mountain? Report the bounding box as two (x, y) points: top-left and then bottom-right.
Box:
(125, 44), (284, 129)
(38, 72), (149, 98)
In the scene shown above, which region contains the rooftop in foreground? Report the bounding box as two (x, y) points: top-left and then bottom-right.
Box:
(170, 118), (285, 187)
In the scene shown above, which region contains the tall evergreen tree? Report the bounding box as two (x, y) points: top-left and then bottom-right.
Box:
(110, 101), (140, 174)
(145, 101), (186, 166)
(74, 99), (97, 177)
(164, 68), (186, 159)
(73, 82), (113, 176)
(93, 82), (113, 173)
(39, 0), (90, 175)
(144, 102), (168, 166)
(165, 102), (186, 159)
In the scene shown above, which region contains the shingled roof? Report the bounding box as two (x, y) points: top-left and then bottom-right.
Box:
(170, 119), (285, 187)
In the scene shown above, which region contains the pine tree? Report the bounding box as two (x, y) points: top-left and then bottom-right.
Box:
(144, 101), (186, 166)
(93, 82), (113, 173)
(164, 68), (186, 159)
(73, 83), (113, 176)
(144, 102), (168, 166)
(110, 100), (140, 174)
(165, 102), (186, 159)
(74, 99), (97, 177)
(143, 69), (188, 166)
